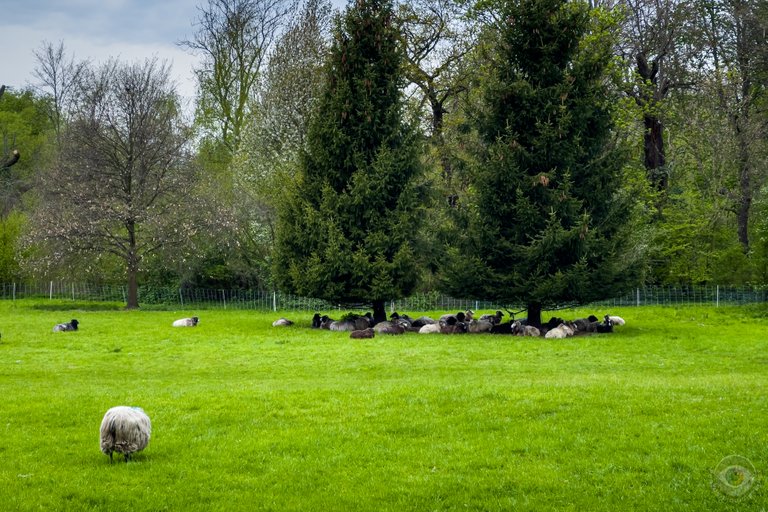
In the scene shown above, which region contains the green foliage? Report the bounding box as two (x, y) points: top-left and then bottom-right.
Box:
(274, 0), (427, 308)
(441, 0), (644, 314)
(0, 212), (24, 281)
(0, 88), (52, 214)
(0, 301), (766, 510)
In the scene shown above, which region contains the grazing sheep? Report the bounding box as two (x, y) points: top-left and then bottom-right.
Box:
(418, 324), (441, 334)
(272, 318), (294, 327)
(468, 319), (494, 333)
(100, 406), (151, 463)
(53, 319), (79, 332)
(608, 315), (625, 326)
(172, 317), (199, 327)
(350, 328), (375, 339)
(479, 311), (504, 325)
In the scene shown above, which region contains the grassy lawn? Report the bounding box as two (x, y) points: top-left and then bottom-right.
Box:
(0, 300), (765, 511)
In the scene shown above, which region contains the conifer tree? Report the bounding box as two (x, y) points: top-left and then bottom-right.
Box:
(440, 0), (643, 326)
(274, 0), (425, 322)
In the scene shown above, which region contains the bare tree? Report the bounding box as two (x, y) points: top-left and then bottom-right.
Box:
(180, 0), (296, 156)
(27, 59), (199, 309)
(32, 41), (90, 144)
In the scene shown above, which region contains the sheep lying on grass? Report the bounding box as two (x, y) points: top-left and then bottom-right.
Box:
(479, 311), (504, 325)
(172, 317), (199, 327)
(100, 406), (151, 463)
(350, 328), (375, 339)
(330, 313), (373, 332)
(272, 318), (294, 327)
(608, 315), (625, 326)
(53, 319), (79, 332)
(468, 319), (494, 333)
(544, 323), (569, 339)
(374, 320), (407, 335)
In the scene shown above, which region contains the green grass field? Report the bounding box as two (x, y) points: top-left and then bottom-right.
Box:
(0, 300), (765, 511)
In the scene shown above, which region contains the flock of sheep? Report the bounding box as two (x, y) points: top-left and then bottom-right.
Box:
(43, 309), (623, 463)
(273, 310), (626, 339)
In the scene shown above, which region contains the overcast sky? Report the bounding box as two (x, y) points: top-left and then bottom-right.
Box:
(0, 0), (347, 106)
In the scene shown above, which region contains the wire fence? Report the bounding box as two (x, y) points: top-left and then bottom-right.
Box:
(1, 282), (766, 311)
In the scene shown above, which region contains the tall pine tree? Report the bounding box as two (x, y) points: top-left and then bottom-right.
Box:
(440, 0), (643, 326)
(273, 0), (425, 322)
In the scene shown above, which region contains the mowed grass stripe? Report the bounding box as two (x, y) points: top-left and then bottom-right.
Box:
(0, 301), (765, 511)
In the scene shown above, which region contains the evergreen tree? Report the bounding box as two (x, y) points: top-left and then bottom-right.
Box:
(274, 0), (425, 322)
(440, 0), (644, 326)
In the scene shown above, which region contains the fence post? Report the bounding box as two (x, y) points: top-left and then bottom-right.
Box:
(49, 281), (54, 300)
(273, 291), (277, 312)
(636, 288), (640, 307)
(179, 288), (184, 308)
(71, 283), (75, 301)
(716, 285), (719, 308)
(221, 289), (227, 309)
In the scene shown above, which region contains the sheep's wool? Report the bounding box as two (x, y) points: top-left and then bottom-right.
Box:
(100, 406), (151, 460)
(172, 317), (197, 327)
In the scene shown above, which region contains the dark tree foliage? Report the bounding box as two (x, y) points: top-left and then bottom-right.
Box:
(274, 0), (426, 322)
(440, 0), (643, 326)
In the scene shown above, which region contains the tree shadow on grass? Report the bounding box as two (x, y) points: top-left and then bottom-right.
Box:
(31, 302), (124, 312)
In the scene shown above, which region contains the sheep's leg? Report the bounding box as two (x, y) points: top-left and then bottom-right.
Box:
(109, 451), (113, 463)
(124, 453), (131, 463)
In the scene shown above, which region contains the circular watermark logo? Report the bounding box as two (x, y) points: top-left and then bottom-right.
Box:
(712, 455), (758, 499)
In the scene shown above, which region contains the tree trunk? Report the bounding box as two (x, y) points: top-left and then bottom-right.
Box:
(736, 128), (752, 252)
(372, 299), (387, 324)
(644, 114), (667, 193)
(125, 219), (140, 309)
(526, 301), (542, 329)
(126, 264), (139, 310)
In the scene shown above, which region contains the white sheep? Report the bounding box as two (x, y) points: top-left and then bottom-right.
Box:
(272, 318), (294, 327)
(608, 315), (625, 326)
(100, 406), (151, 463)
(172, 316), (199, 327)
(418, 324), (441, 334)
(544, 324), (569, 339)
